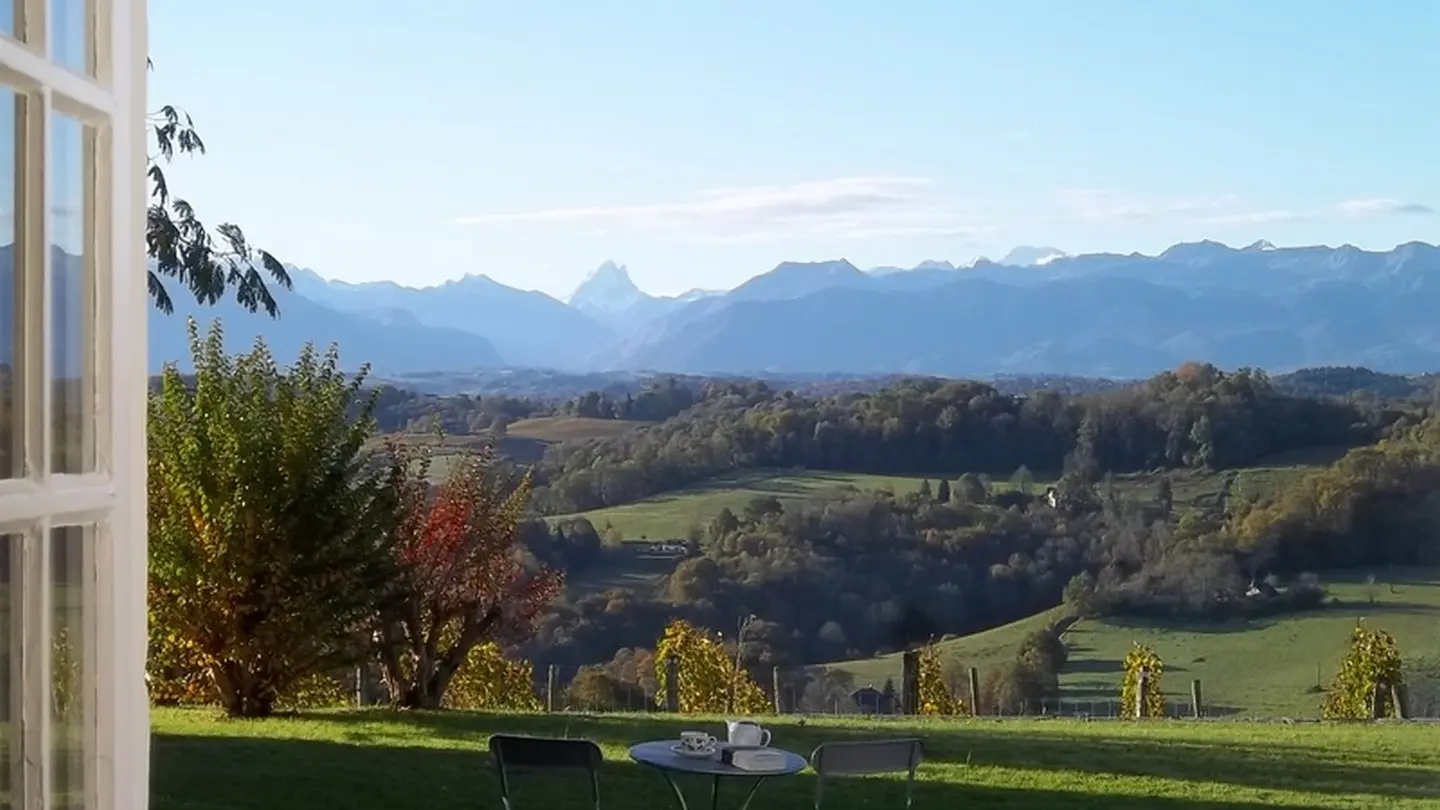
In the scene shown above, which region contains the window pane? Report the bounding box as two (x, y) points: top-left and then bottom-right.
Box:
(0, 534), (19, 810)
(0, 0), (14, 40)
(50, 525), (92, 810)
(50, 0), (95, 75)
(0, 89), (17, 479)
(50, 112), (94, 475)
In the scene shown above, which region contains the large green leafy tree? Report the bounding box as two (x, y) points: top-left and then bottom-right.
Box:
(147, 61), (291, 316)
(147, 319), (402, 717)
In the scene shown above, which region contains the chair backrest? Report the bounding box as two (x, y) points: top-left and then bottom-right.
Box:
(810, 738), (923, 810)
(489, 735), (603, 810)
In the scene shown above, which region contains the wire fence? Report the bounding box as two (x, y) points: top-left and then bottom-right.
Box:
(350, 660), (1440, 722)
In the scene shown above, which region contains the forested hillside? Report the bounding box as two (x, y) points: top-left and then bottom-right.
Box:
(348, 362), (1440, 685)
(527, 363), (1392, 515)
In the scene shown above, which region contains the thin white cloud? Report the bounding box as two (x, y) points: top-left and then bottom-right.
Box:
(1057, 189), (1432, 227)
(1197, 209), (1311, 226)
(455, 176), (988, 242)
(1057, 189), (1246, 224)
(1336, 198), (1434, 218)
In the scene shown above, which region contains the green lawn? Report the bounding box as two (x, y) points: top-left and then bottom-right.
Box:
(830, 569), (1440, 719)
(150, 708), (1440, 809)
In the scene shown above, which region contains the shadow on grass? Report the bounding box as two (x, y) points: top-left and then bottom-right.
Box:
(155, 711), (1440, 807)
(1088, 597), (1440, 638)
(152, 728), (1327, 810)
(1065, 658), (1125, 674)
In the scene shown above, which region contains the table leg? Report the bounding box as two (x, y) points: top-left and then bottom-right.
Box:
(736, 777), (767, 810)
(710, 775), (720, 810)
(659, 771), (689, 810)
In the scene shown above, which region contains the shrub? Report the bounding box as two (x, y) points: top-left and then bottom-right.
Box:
(654, 619), (770, 714)
(444, 643), (543, 711)
(916, 644), (966, 715)
(1322, 624), (1404, 720)
(148, 320), (403, 717)
(1120, 642), (1165, 719)
(566, 667), (624, 711)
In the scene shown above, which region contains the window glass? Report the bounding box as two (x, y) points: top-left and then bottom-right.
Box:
(51, 0), (95, 76)
(50, 525), (93, 810)
(50, 112), (94, 474)
(0, 88), (17, 479)
(0, 533), (19, 810)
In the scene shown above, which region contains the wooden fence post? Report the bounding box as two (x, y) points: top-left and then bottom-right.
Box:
(967, 667), (980, 715)
(665, 654), (680, 713)
(1372, 682), (1385, 720)
(772, 667), (783, 714)
(1190, 679), (1203, 718)
(1391, 684), (1408, 721)
(901, 651), (920, 716)
(546, 664), (557, 713)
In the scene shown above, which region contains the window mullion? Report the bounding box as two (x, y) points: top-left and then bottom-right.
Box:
(21, 519), (51, 810)
(20, 0), (44, 53)
(36, 86), (50, 483)
(81, 525), (98, 810)
(19, 90), (41, 482)
(88, 126), (107, 476)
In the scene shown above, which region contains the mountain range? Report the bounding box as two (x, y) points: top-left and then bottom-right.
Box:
(143, 240), (1440, 379)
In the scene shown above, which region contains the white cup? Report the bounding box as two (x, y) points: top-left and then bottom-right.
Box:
(679, 731), (716, 752)
(726, 720), (771, 748)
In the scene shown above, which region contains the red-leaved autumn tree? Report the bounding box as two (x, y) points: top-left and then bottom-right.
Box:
(377, 443), (562, 709)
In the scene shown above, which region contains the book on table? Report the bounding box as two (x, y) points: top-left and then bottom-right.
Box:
(721, 747), (788, 772)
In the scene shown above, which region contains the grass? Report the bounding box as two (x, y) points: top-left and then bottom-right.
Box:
(506, 416), (653, 442)
(832, 606), (1073, 690)
(553, 454), (1331, 542)
(368, 417), (653, 478)
(150, 707), (1440, 809)
(553, 470), (950, 541)
(831, 568), (1440, 719)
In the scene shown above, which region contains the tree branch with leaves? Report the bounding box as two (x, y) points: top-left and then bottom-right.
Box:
(147, 60), (291, 316)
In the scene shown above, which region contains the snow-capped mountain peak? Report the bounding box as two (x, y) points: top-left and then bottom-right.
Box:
(999, 246), (1070, 267)
(568, 260), (647, 313)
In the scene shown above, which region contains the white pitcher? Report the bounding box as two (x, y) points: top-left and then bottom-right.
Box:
(726, 719), (771, 747)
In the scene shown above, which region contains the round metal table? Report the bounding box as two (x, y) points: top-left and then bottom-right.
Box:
(628, 740), (808, 810)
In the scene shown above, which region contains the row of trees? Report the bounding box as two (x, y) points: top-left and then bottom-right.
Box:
(525, 402), (1440, 677)
(147, 321), (559, 716)
(529, 363), (1383, 515)
(522, 468), (1329, 675)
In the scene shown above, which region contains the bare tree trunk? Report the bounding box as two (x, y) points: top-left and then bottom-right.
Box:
(380, 605), (505, 709)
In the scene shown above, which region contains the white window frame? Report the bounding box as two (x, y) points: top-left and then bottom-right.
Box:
(0, 1), (149, 809)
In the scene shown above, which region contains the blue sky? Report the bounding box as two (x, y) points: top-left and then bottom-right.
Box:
(150, 1), (1440, 298)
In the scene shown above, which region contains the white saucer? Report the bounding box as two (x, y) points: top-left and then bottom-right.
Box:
(671, 744), (717, 759)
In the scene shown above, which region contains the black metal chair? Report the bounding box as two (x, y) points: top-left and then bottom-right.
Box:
(489, 734), (604, 810)
(809, 738), (923, 810)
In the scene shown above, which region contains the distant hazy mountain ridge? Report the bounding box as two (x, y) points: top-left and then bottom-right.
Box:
(141, 240), (1440, 379)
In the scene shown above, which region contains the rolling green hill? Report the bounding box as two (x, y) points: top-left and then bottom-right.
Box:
(551, 469), (942, 540)
(828, 568), (1440, 718)
(504, 416), (652, 442)
(552, 452), (1336, 542)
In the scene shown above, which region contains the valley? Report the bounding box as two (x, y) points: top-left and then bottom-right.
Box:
(350, 360), (1440, 721)
(831, 569), (1440, 718)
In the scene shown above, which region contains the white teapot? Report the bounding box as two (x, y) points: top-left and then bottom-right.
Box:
(725, 719), (771, 747)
